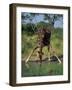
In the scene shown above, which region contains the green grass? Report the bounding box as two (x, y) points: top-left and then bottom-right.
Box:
(21, 61), (63, 77)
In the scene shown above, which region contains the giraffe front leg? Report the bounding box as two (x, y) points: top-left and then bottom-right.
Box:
(50, 45), (61, 64)
(25, 46), (38, 63)
(54, 54), (61, 64)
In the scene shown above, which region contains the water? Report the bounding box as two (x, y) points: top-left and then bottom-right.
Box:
(21, 60), (63, 77)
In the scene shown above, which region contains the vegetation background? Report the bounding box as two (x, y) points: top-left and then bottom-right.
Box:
(21, 12), (63, 77)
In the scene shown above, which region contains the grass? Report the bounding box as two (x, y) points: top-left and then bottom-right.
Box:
(21, 61), (63, 77)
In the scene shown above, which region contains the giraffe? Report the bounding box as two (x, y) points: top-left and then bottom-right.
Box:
(25, 27), (61, 63)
